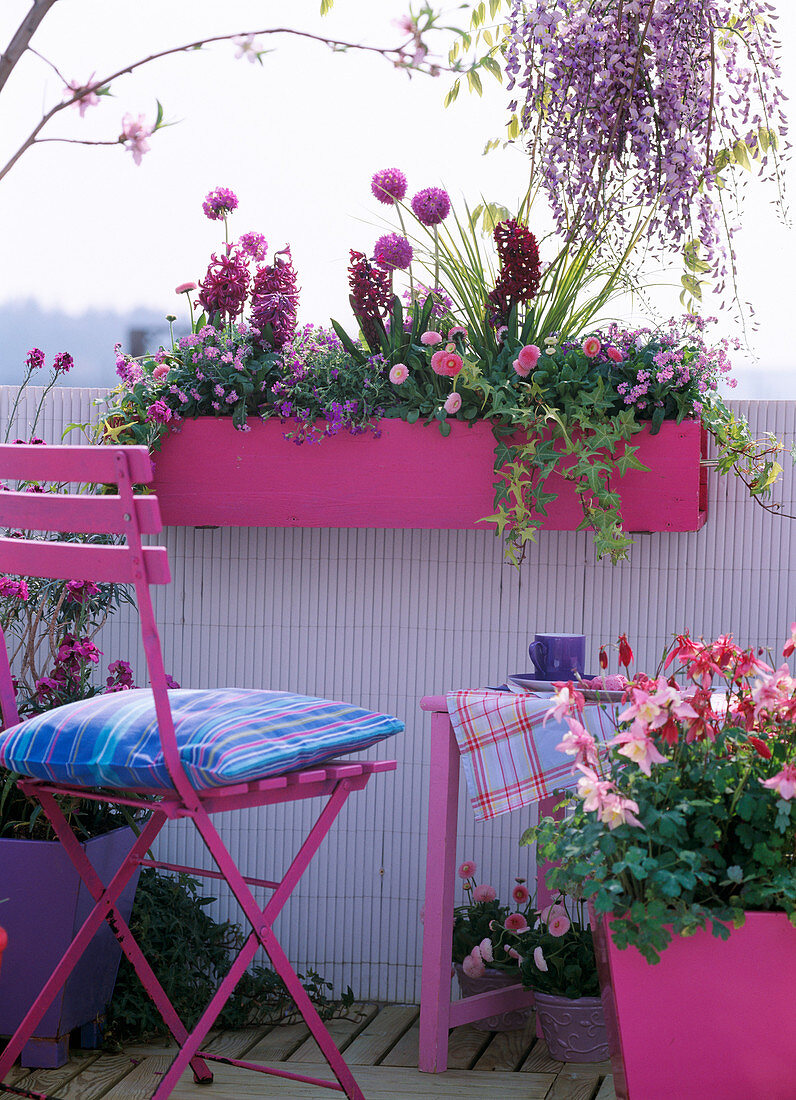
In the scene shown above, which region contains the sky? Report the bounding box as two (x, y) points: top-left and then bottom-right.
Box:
(1, 0), (795, 394)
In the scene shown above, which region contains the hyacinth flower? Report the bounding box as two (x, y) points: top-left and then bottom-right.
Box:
(250, 246), (300, 351)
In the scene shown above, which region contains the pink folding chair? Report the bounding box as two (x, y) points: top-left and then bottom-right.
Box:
(0, 443), (401, 1100)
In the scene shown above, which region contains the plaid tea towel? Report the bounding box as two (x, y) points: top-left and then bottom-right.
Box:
(446, 690), (615, 821)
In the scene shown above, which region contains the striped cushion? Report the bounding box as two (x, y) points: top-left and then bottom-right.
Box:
(0, 688), (403, 791)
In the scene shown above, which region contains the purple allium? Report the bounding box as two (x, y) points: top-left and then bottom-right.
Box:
(250, 246), (300, 350)
(198, 248), (250, 322)
(371, 167), (408, 205)
(373, 232), (413, 271)
(25, 348), (45, 371)
(53, 351), (74, 374)
(202, 187), (238, 221)
(238, 231), (268, 261)
(146, 400), (173, 424)
(410, 187), (451, 226)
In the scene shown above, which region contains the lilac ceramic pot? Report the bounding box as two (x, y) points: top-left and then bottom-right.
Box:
(533, 990), (610, 1062)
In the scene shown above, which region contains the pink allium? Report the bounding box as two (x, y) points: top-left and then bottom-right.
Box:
(199, 249), (250, 323)
(444, 392), (462, 414)
(175, 282), (197, 295)
(152, 364), (170, 381)
(389, 364), (409, 385)
(512, 884), (530, 905)
(430, 350), (463, 377)
(761, 764), (796, 800)
(238, 232), (268, 261)
(371, 167), (408, 205)
(65, 76), (100, 117)
(582, 336), (602, 358)
(421, 331), (443, 346)
(462, 951), (486, 979)
(504, 912), (529, 932)
(458, 860), (476, 879)
(478, 937), (493, 964)
(251, 247), (300, 350)
(517, 344), (541, 371)
(373, 232), (413, 271)
(120, 113), (152, 166)
(202, 187), (238, 221)
(411, 186), (451, 226)
(533, 946), (548, 972)
(473, 884), (497, 903)
(606, 346), (623, 362)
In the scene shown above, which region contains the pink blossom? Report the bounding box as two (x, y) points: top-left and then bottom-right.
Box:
(504, 912), (529, 932)
(606, 346), (623, 362)
(533, 946), (548, 972)
(555, 718), (599, 768)
(512, 883), (530, 905)
(784, 623), (796, 659)
(517, 344), (541, 370)
(233, 34), (259, 62)
(547, 910), (571, 937)
(449, 326), (468, 339)
(152, 364), (169, 381)
(430, 350), (463, 377)
(478, 937), (494, 964)
(609, 727), (668, 776)
(444, 392), (462, 414)
(120, 113), (152, 166)
(65, 76), (100, 117)
(761, 764), (796, 800)
(513, 357), (532, 378)
(389, 364), (409, 385)
(473, 884), (497, 903)
(599, 793), (643, 830)
(462, 951), (486, 979)
(457, 860), (476, 879)
(175, 282), (197, 295)
(540, 902), (567, 925)
(576, 765), (615, 813)
(421, 331), (443, 345)
(582, 336), (601, 358)
(752, 666), (796, 718)
(545, 682), (586, 722)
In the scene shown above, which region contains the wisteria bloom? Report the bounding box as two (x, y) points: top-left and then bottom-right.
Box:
(389, 364), (408, 385)
(371, 167), (408, 205)
(760, 764), (796, 800)
(430, 349), (463, 377)
(373, 232), (413, 271)
(120, 114), (152, 166)
(411, 186), (451, 226)
(202, 187), (238, 221)
(472, 884), (496, 903)
(444, 392), (462, 414)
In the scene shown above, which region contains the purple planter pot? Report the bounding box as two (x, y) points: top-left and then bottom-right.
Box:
(532, 991), (609, 1062)
(0, 826), (140, 1068)
(453, 963), (534, 1031)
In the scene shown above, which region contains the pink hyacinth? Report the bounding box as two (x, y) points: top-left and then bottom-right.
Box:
(250, 246), (300, 350)
(473, 884), (496, 903)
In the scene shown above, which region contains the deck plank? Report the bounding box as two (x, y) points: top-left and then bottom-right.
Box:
(594, 1076), (617, 1100)
(239, 1019), (311, 1063)
(286, 1004), (379, 1062)
(343, 1005), (419, 1065)
(471, 1016), (537, 1072)
(520, 1038), (565, 1074)
(444, 1024), (494, 1070)
(547, 1070), (601, 1100)
(0, 1053), (100, 1100)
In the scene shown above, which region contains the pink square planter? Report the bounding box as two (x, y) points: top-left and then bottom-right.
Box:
(149, 417), (707, 531)
(592, 912), (796, 1100)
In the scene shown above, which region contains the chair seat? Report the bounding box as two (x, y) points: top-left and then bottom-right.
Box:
(0, 688), (403, 791)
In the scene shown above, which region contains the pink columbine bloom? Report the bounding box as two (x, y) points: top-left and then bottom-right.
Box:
(512, 883), (530, 905)
(545, 682), (586, 722)
(609, 728), (668, 776)
(504, 912), (529, 932)
(533, 946), (548, 972)
(430, 350), (463, 377)
(462, 951), (486, 979)
(421, 331), (443, 346)
(761, 764), (796, 800)
(576, 764), (615, 813)
(555, 718), (599, 768)
(599, 793), (643, 830)
(582, 336), (601, 358)
(389, 364), (409, 385)
(784, 623), (796, 658)
(473, 884), (497, 903)
(120, 113), (152, 165)
(458, 860), (476, 879)
(444, 392), (462, 414)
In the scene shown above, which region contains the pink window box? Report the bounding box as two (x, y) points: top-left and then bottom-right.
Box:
(149, 417), (707, 531)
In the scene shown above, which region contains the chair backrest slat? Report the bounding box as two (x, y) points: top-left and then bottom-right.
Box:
(0, 537), (171, 585)
(0, 444), (153, 485)
(0, 492), (162, 535)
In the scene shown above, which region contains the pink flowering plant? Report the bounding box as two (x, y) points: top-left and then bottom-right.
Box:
(451, 860), (534, 970)
(522, 626), (796, 964)
(493, 896), (600, 999)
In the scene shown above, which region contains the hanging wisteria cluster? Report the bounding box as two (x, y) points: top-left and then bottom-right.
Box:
(505, 0), (789, 298)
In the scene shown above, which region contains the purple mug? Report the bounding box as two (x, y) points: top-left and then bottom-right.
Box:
(528, 633), (586, 680)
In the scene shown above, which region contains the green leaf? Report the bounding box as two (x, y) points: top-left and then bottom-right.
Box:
(330, 319), (365, 364)
(481, 56), (502, 82)
(733, 138), (751, 170)
(444, 79), (460, 108)
(466, 68), (483, 96)
(320, 0), (334, 11)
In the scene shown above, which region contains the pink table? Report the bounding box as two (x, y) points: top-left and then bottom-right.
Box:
(418, 694), (561, 1073)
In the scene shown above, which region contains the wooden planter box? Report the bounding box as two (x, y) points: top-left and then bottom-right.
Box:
(150, 417), (707, 531)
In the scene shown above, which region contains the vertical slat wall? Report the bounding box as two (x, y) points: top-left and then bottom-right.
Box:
(1, 387), (794, 1004)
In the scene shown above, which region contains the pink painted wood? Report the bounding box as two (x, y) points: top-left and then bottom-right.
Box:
(150, 417), (707, 531)
(0, 443), (397, 1100)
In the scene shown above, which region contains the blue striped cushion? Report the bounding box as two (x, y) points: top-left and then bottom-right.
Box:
(0, 688), (403, 791)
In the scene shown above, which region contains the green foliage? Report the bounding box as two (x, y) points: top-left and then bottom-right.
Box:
(451, 865), (532, 965)
(106, 870), (354, 1044)
(510, 904), (600, 999)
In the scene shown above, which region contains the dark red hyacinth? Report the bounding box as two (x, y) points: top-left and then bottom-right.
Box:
(347, 249), (392, 349)
(198, 248), (251, 323)
(486, 219), (541, 327)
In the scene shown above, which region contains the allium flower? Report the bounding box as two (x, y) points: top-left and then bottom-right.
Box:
(371, 167), (408, 205)
(25, 348), (45, 371)
(199, 249), (250, 323)
(238, 232), (268, 262)
(582, 336), (601, 358)
(146, 400), (173, 424)
(504, 912), (529, 932)
(175, 282), (197, 295)
(411, 187), (451, 226)
(457, 860), (476, 879)
(444, 392), (462, 414)
(486, 220), (541, 327)
(202, 187), (238, 221)
(373, 232), (413, 271)
(430, 350), (463, 377)
(472, 884), (497, 903)
(53, 352), (74, 374)
(389, 364), (409, 385)
(120, 113), (152, 166)
(250, 246), (300, 350)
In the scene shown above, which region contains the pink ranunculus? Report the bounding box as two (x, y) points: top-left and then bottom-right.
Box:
(457, 860), (476, 879)
(473, 884), (497, 903)
(504, 912), (529, 933)
(582, 335), (601, 358)
(512, 883), (530, 905)
(420, 331), (443, 346)
(606, 346), (623, 362)
(462, 951), (486, 979)
(517, 344), (541, 370)
(761, 764), (796, 800)
(430, 349), (463, 377)
(478, 937), (494, 964)
(547, 911), (571, 938)
(389, 364), (409, 385)
(533, 946), (548, 972)
(444, 392), (462, 414)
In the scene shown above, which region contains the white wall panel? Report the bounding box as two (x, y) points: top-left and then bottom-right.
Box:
(1, 386), (794, 1004)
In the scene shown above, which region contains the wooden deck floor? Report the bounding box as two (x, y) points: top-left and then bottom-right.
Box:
(1, 1004), (615, 1100)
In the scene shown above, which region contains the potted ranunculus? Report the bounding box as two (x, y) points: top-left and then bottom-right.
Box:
(524, 624), (796, 1099)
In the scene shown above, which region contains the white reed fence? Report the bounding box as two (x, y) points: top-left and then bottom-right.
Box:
(1, 386), (794, 1004)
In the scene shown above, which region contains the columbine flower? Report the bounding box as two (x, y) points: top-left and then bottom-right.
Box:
(609, 728), (668, 776)
(599, 793), (643, 830)
(545, 682), (586, 722)
(373, 233), (413, 271)
(430, 350), (463, 377)
(420, 331), (443, 346)
(25, 348), (45, 371)
(761, 764), (796, 800)
(202, 187), (238, 221)
(618, 633), (634, 670)
(444, 392), (462, 414)
(371, 167), (408, 205)
(473, 884), (497, 902)
(411, 186), (451, 226)
(389, 364), (409, 385)
(533, 947), (548, 972)
(504, 912), (529, 932)
(576, 764), (615, 813)
(53, 352), (74, 374)
(120, 113), (152, 165)
(555, 719), (599, 768)
(784, 623), (796, 658)
(582, 336), (601, 358)
(458, 860), (476, 879)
